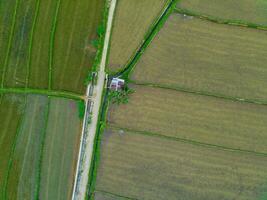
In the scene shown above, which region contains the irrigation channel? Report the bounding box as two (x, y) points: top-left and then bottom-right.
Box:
(71, 0), (117, 199)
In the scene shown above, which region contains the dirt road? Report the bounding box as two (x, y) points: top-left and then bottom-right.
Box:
(71, 0), (117, 199)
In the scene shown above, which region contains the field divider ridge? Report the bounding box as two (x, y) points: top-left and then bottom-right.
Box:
(113, 0), (177, 78)
(108, 125), (267, 158)
(174, 7), (267, 31)
(0, 87), (83, 100)
(94, 189), (139, 200)
(130, 81), (267, 106)
(34, 97), (50, 199)
(48, 0), (62, 90)
(25, 0), (41, 88)
(2, 95), (27, 199)
(1, 0), (21, 88)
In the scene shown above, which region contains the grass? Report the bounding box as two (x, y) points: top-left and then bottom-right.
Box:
(39, 97), (82, 200)
(52, 0), (105, 94)
(131, 14), (267, 102)
(177, 0), (267, 27)
(5, 95), (48, 199)
(96, 128), (267, 200)
(108, 85), (267, 155)
(0, 94), (25, 198)
(107, 0), (168, 73)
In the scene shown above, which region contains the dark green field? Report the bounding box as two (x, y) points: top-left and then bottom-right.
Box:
(0, 0), (104, 94)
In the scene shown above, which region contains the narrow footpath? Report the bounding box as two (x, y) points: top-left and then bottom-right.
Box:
(72, 0), (117, 199)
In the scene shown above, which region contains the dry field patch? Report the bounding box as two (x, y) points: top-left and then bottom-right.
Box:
(131, 14), (267, 101)
(96, 129), (267, 200)
(107, 0), (167, 72)
(109, 85), (267, 154)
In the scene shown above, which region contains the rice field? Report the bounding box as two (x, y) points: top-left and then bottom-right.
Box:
(131, 14), (267, 102)
(0, 0), (104, 94)
(0, 94), (25, 199)
(96, 128), (267, 200)
(177, 0), (267, 26)
(108, 85), (267, 154)
(0, 94), (82, 199)
(39, 97), (82, 200)
(107, 0), (168, 72)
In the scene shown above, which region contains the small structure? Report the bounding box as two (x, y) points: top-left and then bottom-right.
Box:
(109, 78), (125, 91)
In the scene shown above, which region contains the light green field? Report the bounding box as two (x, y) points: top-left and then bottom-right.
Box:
(52, 0), (104, 93)
(6, 95), (48, 200)
(109, 85), (267, 154)
(4, 0), (37, 88)
(131, 14), (267, 102)
(177, 0), (267, 26)
(107, 0), (167, 72)
(40, 98), (82, 200)
(96, 129), (267, 200)
(0, 94), (25, 198)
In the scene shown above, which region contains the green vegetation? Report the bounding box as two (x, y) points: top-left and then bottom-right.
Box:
(52, 0), (105, 94)
(96, 129), (267, 200)
(107, 0), (169, 73)
(78, 100), (86, 119)
(5, 95), (48, 199)
(0, 94), (25, 199)
(108, 86), (134, 105)
(131, 14), (267, 102)
(177, 0), (267, 27)
(39, 98), (82, 200)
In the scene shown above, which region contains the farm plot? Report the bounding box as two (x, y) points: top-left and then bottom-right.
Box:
(5, 95), (48, 200)
(39, 97), (82, 200)
(177, 0), (267, 26)
(108, 85), (267, 154)
(52, 0), (104, 94)
(96, 129), (267, 200)
(131, 14), (267, 102)
(107, 0), (168, 72)
(0, 94), (25, 198)
(94, 191), (126, 200)
(0, 0), (104, 94)
(28, 0), (58, 89)
(2, 0), (37, 88)
(0, 0), (17, 85)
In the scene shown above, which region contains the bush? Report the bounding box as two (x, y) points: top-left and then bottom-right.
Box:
(108, 86), (134, 105)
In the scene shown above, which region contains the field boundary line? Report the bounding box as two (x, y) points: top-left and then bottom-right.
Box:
(174, 7), (267, 31)
(25, 0), (41, 88)
(1, 0), (20, 88)
(3, 95), (27, 199)
(112, 0), (177, 78)
(130, 81), (267, 106)
(35, 97), (50, 199)
(0, 87), (83, 100)
(109, 125), (267, 157)
(94, 189), (139, 200)
(48, 0), (61, 90)
(107, 0), (173, 75)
